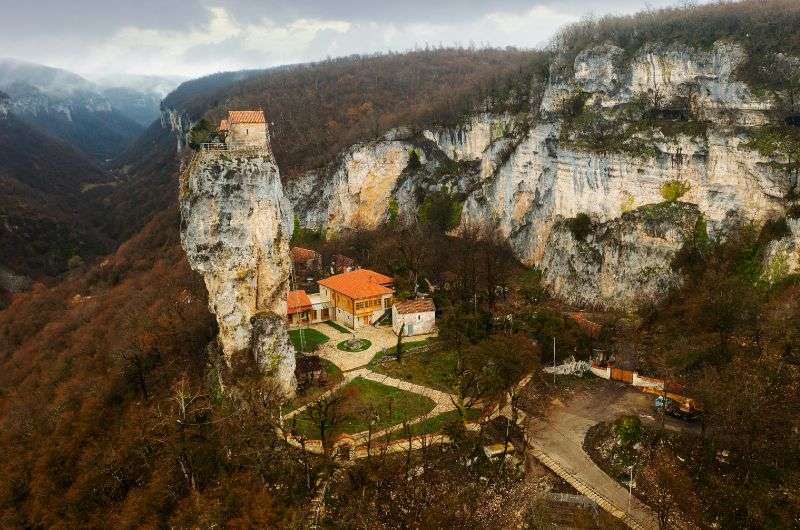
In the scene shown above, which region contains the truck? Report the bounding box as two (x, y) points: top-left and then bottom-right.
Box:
(654, 394), (701, 421)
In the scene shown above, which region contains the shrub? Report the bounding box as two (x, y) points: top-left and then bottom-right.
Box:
(567, 213), (593, 241)
(407, 149), (422, 171)
(660, 180), (691, 202)
(387, 198), (399, 225)
(418, 191), (463, 233)
(67, 255), (84, 269)
(758, 217), (791, 245)
(620, 192), (636, 213)
(614, 415), (642, 445)
(188, 118), (215, 150)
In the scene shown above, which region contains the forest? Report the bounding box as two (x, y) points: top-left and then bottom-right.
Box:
(2, 0), (800, 527)
(166, 47), (549, 177)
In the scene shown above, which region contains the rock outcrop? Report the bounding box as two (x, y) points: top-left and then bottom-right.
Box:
(288, 138), (413, 234)
(540, 202), (701, 308)
(763, 217), (800, 283)
(286, 116), (514, 235)
(161, 108), (194, 152)
(287, 40), (798, 309)
(180, 150), (296, 395)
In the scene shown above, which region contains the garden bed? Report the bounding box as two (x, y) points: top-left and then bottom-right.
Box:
(374, 408), (481, 441)
(336, 338), (372, 352)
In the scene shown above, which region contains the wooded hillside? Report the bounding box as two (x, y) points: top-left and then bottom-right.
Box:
(166, 48), (547, 176)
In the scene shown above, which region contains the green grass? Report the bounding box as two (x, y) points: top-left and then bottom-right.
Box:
(288, 328), (329, 352)
(368, 339), (431, 366)
(290, 377), (435, 439)
(336, 338), (372, 352)
(375, 409), (482, 441)
(282, 358), (343, 413)
(324, 320), (350, 334)
(371, 346), (457, 393)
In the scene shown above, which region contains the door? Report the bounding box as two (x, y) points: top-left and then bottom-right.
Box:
(611, 368), (633, 383)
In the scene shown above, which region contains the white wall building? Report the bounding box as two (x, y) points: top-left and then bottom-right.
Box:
(392, 298), (436, 336)
(219, 110), (271, 151)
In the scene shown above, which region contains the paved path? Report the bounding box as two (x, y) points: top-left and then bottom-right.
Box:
(284, 343), (458, 443)
(347, 368), (456, 442)
(523, 380), (689, 530)
(306, 322), (436, 371)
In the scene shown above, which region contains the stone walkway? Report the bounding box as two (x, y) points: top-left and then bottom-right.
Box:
(306, 322), (437, 371)
(285, 324), (455, 443)
(347, 368), (456, 442)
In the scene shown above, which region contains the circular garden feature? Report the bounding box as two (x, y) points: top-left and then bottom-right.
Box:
(336, 337), (372, 352)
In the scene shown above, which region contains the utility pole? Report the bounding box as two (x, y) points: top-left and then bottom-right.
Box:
(627, 464), (634, 514)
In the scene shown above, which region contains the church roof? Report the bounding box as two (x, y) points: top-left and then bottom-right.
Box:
(228, 110), (266, 124)
(318, 269), (393, 300)
(218, 119), (229, 131)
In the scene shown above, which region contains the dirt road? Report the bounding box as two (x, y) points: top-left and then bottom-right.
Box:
(524, 379), (695, 529)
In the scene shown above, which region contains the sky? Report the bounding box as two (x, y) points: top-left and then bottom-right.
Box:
(0, 0), (704, 81)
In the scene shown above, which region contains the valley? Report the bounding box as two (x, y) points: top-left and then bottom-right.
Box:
(1, 1), (799, 528)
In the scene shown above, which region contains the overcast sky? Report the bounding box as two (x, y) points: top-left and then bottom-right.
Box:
(0, 0), (703, 80)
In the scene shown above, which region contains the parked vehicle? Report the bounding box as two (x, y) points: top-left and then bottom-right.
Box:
(654, 395), (701, 421)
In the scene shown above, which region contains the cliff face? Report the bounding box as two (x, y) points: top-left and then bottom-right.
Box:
(179, 150), (296, 395)
(288, 41), (798, 309)
(161, 108), (194, 152)
(288, 137), (413, 234)
(286, 115), (516, 234)
(540, 202), (701, 308)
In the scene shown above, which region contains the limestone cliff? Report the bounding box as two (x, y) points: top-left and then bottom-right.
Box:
(288, 40), (798, 309)
(161, 108), (194, 152)
(540, 203), (701, 308)
(286, 115), (516, 234)
(179, 150), (296, 395)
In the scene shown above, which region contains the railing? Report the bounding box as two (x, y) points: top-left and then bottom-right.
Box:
(200, 142), (227, 150)
(200, 141), (272, 153)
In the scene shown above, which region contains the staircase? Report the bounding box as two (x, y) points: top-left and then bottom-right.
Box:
(372, 308), (392, 326)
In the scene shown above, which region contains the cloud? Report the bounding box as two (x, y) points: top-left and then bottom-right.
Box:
(50, 4), (583, 78)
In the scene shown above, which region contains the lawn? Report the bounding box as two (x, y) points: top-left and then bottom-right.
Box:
(288, 328), (329, 352)
(283, 358), (343, 413)
(371, 346), (457, 393)
(289, 377), (436, 439)
(368, 339), (431, 366)
(375, 408), (482, 441)
(324, 320), (350, 334)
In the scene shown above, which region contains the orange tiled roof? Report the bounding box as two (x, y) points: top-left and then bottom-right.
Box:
(291, 246), (320, 262)
(394, 298), (435, 314)
(219, 119), (229, 131)
(332, 254), (355, 271)
(228, 110), (266, 124)
(287, 290), (312, 314)
(318, 269), (393, 300)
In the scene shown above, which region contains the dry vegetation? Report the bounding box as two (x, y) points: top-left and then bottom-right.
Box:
(2, 1), (800, 526)
(165, 47), (549, 177)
